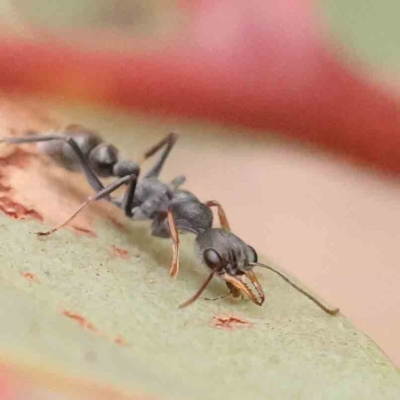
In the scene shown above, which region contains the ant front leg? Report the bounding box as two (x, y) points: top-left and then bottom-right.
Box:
(205, 200), (231, 231)
(167, 208), (180, 278)
(37, 174), (136, 236)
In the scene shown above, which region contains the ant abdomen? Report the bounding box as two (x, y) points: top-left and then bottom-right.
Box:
(37, 125), (102, 172)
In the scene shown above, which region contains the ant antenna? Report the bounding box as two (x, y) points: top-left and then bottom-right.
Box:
(250, 262), (339, 315)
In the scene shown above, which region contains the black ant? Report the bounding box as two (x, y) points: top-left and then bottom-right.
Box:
(0, 125), (339, 314)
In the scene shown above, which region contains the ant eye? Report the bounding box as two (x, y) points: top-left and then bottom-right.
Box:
(203, 248), (223, 270)
(248, 246), (258, 263)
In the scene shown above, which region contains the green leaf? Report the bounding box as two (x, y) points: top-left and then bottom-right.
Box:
(0, 100), (399, 399)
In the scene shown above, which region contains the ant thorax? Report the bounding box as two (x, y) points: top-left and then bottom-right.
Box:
(131, 178), (172, 220)
(151, 193), (213, 238)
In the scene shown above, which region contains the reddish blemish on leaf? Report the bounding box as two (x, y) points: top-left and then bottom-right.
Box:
(0, 196), (43, 221)
(0, 148), (43, 221)
(72, 225), (98, 238)
(108, 215), (124, 230)
(0, 147), (32, 169)
(109, 245), (130, 260)
(21, 272), (39, 282)
(62, 310), (129, 347)
(210, 314), (253, 330)
(114, 336), (128, 346)
(0, 105), (120, 236)
(62, 310), (99, 334)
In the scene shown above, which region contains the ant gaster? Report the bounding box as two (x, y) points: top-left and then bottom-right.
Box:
(0, 125), (339, 314)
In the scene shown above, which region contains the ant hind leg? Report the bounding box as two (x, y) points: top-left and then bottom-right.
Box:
(0, 133), (106, 195)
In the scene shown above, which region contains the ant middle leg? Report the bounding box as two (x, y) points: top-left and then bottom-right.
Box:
(143, 133), (178, 179)
(37, 174), (137, 236)
(76, 132), (178, 216)
(205, 200), (231, 231)
(111, 133), (179, 213)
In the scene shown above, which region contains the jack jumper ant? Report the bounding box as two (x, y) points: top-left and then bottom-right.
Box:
(0, 125), (339, 314)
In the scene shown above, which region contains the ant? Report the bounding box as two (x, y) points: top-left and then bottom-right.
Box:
(0, 125), (339, 314)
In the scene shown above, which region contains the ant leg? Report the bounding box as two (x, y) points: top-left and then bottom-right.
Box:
(37, 174), (136, 236)
(143, 133), (178, 179)
(167, 208), (180, 278)
(121, 174), (138, 218)
(142, 132), (178, 160)
(179, 271), (215, 308)
(205, 200), (231, 231)
(108, 134), (178, 208)
(0, 134), (106, 195)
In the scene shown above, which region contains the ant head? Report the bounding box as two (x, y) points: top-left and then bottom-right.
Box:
(191, 228), (265, 306)
(180, 232), (339, 314)
(181, 228), (339, 314)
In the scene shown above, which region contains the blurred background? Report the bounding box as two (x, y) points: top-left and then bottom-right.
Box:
(0, 0), (400, 397)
